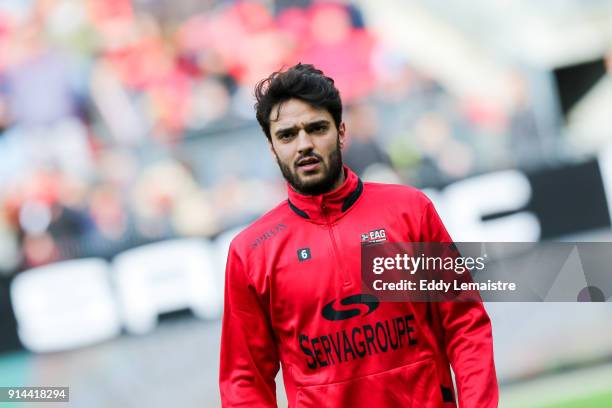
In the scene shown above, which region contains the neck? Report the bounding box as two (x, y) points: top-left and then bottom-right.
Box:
(327, 169), (346, 194)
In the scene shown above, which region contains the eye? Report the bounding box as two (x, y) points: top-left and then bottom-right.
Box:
(311, 124), (328, 133)
(277, 132), (295, 141)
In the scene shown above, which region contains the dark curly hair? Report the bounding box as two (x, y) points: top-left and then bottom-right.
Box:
(254, 63), (342, 141)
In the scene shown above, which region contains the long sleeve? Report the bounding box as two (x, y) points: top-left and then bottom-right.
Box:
(219, 243), (280, 407)
(420, 200), (499, 407)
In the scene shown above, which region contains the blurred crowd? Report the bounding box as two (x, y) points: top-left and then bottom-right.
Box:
(0, 0), (546, 276)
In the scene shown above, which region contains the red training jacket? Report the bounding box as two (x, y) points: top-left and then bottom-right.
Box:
(220, 166), (498, 407)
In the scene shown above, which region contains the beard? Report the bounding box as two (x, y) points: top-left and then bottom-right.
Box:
(275, 139), (343, 196)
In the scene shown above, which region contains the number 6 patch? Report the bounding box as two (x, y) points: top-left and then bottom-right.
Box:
(297, 248), (311, 261)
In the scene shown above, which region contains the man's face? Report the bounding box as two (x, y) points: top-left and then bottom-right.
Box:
(268, 98), (345, 195)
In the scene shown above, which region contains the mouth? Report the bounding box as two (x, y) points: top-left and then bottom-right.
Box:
(296, 156), (321, 172)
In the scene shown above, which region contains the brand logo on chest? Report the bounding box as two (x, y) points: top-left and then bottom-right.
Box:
(361, 228), (387, 244)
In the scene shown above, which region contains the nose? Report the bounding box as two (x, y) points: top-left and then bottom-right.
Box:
(296, 128), (314, 154)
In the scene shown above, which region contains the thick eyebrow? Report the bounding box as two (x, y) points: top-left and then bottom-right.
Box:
(274, 119), (331, 137)
(305, 120), (331, 130)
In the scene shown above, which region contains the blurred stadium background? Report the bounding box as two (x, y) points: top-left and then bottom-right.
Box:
(1, 0), (611, 406)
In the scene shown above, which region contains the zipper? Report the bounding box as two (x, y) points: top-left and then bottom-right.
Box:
(321, 203), (351, 286)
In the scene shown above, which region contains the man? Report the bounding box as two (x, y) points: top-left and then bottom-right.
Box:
(219, 63), (498, 407)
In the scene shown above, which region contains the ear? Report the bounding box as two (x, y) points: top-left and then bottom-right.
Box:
(338, 122), (346, 149)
